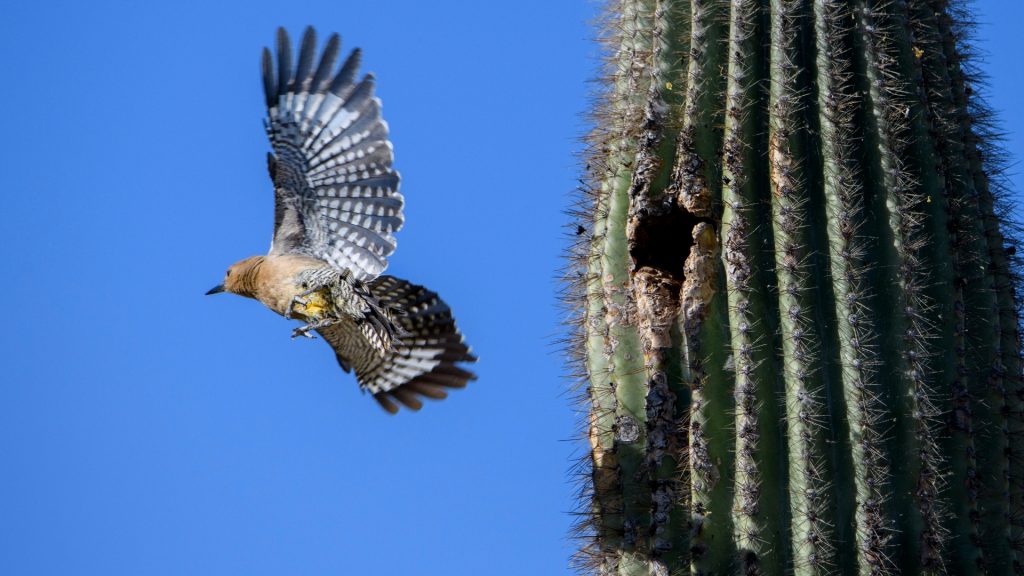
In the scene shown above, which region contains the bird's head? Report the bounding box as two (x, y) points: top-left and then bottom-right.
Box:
(206, 256), (265, 298)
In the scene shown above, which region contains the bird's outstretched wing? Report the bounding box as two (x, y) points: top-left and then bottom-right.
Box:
(263, 27), (403, 281)
(316, 276), (477, 413)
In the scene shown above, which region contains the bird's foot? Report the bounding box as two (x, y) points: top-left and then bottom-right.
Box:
(285, 295), (310, 320)
(291, 317), (339, 340)
(287, 274), (334, 319)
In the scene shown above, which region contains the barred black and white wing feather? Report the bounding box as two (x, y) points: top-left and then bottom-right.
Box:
(263, 27), (403, 281)
(316, 277), (477, 413)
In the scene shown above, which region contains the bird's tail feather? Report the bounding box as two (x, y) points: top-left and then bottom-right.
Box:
(358, 276), (477, 414)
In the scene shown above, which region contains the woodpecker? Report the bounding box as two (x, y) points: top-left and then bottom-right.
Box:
(208, 27), (476, 413)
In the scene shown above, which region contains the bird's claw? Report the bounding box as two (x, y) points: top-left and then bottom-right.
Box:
(285, 295), (310, 319)
(291, 325), (318, 339)
(290, 317), (339, 340)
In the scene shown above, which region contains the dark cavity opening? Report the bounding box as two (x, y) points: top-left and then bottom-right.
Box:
(629, 203), (713, 281)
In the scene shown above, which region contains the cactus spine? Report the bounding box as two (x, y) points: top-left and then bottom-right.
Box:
(568, 0), (1024, 574)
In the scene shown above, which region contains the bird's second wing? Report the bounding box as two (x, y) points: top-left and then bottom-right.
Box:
(316, 276), (477, 414)
(264, 27), (404, 281)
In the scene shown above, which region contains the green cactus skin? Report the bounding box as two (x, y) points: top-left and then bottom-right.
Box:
(568, 0), (1024, 574)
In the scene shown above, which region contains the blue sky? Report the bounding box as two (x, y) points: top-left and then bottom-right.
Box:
(0, 2), (1021, 575)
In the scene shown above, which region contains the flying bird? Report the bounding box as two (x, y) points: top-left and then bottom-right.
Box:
(208, 27), (477, 413)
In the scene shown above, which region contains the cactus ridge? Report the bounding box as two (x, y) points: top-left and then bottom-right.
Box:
(565, 0), (1024, 574)
(931, 1), (1024, 570)
(814, 1), (898, 574)
(722, 1), (790, 574)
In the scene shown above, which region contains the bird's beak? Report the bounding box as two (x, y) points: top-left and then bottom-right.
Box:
(206, 284), (226, 295)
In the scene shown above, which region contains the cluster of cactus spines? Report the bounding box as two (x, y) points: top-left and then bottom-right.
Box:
(566, 0), (1023, 574)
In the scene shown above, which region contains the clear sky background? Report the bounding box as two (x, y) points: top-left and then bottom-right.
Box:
(0, 2), (1020, 575)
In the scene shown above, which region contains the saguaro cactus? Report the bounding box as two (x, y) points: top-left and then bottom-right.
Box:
(567, 0), (1024, 574)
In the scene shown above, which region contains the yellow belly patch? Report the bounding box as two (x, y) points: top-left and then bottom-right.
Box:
(294, 289), (331, 320)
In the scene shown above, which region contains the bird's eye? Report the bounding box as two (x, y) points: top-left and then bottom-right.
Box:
(226, 269), (232, 277)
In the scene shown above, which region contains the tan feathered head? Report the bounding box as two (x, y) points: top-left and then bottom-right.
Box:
(207, 256), (265, 298)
